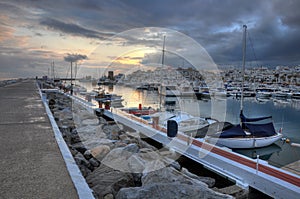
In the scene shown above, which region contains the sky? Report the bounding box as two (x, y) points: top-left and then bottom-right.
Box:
(0, 0), (300, 79)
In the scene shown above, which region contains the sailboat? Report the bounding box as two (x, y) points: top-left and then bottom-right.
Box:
(205, 25), (283, 149)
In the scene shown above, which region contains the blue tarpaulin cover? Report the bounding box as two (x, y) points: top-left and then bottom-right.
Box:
(245, 122), (276, 137)
(219, 125), (246, 138)
(240, 111), (272, 123)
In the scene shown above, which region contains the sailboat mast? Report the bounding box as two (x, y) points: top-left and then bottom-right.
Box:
(159, 35), (166, 111)
(162, 35), (166, 66)
(71, 61), (73, 95)
(240, 25), (247, 114)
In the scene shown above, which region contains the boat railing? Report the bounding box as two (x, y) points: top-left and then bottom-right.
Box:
(112, 108), (168, 133)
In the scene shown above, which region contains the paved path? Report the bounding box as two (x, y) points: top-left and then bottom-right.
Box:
(0, 80), (78, 199)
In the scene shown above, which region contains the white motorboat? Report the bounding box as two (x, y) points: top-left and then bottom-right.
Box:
(151, 111), (216, 133)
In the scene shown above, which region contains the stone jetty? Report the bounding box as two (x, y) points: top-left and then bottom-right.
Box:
(0, 80), (78, 198)
(46, 89), (234, 199)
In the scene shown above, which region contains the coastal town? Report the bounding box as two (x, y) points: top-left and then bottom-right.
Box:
(78, 65), (300, 101)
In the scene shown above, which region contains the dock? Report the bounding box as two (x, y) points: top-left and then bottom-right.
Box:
(38, 87), (300, 199)
(102, 108), (300, 199)
(0, 80), (92, 199)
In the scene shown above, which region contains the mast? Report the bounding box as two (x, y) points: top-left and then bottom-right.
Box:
(162, 35), (166, 66)
(159, 35), (166, 111)
(71, 61), (73, 95)
(240, 25), (247, 116)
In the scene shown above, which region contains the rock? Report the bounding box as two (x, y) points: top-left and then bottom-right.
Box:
(118, 134), (129, 141)
(74, 153), (93, 175)
(103, 193), (114, 199)
(110, 130), (120, 140)
(84, 150), (93, 160)
(74, 153), (90, 168)
(167, 160), (181, 171)
(103, 124), (122, 137)
(123, 143), (139, 153)
(114, 141), (128, 148)
(89, 157), (101, 168)
(116, 167), (233, 199)
(69, 147), (78, 156)
(139, 148), (161, 162)
(143, 159), (167, 174)
(82, 118), (99, 126)
(72, 143), (87, 154)
(78, 164), (91, 177)
(116, 182), (232, 199)
(98, 117), (107, 124)
(100, 144), (140, 173)
(86, 164), (135, 198)
(70, 129), (81, 144)
(90, 145), (111, 161)
(181, 168), (215, 188)
(127, 154), (145, 173)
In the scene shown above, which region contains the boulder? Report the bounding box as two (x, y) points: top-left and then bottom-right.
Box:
(98, 144), (141, 173)
(89, 157), (101, 168)
(116, 182), (232, 199)
(116, 167), (233, 199)
(181, 168), (215, 188)
(86, 164), (135, 198)
(90, 145), (111, 161)
(82, 118), (99, 126)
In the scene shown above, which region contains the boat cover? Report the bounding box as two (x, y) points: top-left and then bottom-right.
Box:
(245, 122), (276, 137)
(219, 125), (246, 138)
(240, 111), (272, 123)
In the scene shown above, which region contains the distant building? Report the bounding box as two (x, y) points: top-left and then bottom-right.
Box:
(108, 71), (114, 80)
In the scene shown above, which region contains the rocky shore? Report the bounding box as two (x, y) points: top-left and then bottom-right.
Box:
(46, 91), (235, 199)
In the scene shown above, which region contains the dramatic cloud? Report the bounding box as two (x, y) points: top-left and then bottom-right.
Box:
(1, 0), (300, 78)
(40, 18), (113, 40)
(64, 53), (88, 62)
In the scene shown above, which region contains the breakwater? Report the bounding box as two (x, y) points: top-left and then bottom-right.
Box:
(45, 89), (239, 199)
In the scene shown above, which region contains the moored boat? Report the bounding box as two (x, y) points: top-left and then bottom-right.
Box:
(205, 25), (283, 149)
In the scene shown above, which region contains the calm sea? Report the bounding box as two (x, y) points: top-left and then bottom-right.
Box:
(78, 81), (300, 169)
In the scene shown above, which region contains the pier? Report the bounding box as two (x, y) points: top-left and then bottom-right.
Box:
(61, 89), (300, 198)
(101, 108), (300, 199)
(0, 80), (92, 198)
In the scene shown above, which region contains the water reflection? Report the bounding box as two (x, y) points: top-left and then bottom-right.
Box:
(76, 81), (300, 167)
(233, 144), (282, 161)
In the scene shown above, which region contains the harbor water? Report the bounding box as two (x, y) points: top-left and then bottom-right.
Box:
(78, 81), (300, 170)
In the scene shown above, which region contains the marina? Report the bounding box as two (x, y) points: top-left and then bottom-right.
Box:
(75, 79), (300, 169)
(1, 77), (300, 199)
(45, 82), (300, 198)
(2, 1), (300, 198)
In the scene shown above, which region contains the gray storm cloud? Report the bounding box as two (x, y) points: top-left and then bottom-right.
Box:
(64, 53), (88, 63)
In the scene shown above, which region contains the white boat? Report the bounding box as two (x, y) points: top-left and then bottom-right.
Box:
(256, 88), (273, 98)
(205, 25), (282, 149)
(72, 84), (87, 93)
(291, 92), (300, 99)
(205, 119), (283, 148)
(151, 111), (216, 133)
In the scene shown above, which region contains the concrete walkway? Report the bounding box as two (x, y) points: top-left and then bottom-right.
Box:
(0, 80), (78, 199)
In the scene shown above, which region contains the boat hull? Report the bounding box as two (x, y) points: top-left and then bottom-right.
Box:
(206, 133), (283, 149)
